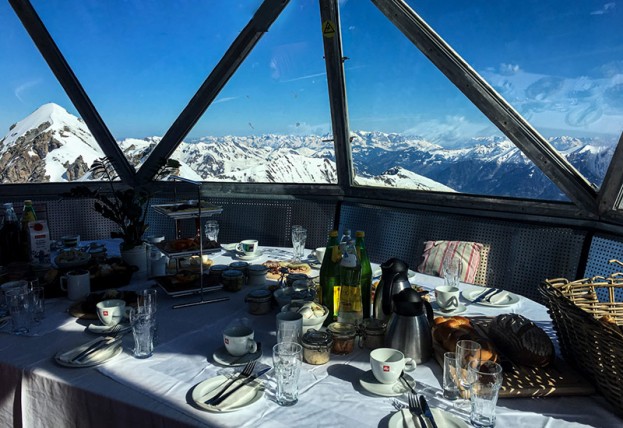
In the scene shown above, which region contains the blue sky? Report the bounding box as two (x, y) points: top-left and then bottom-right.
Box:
(1, 0), (621, 146)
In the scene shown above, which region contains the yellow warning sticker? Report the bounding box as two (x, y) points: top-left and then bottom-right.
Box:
(322, 20), (336, 38)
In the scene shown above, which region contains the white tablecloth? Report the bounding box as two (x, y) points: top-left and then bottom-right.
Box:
(1, 245), (621, 427)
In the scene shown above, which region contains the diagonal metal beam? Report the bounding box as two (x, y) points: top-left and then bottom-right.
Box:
(370, 0), (598, 214)
(597, 132), (623, 216)
(136, 0), (291, 184)
(319, 0), (353, 190)
(9, 0), (136, 185)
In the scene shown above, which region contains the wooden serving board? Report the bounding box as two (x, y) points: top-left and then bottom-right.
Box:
(433, 317), (595, 398)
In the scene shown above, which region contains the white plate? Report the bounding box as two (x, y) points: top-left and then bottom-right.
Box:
(192, 375), (264, 412)
(54, 338), (123, 368)
(359, 370), (413, 397)
(86, 322), (131, 335)
(388, 407), (469, 428)
(213, 346), (262, 367)
(236, 250), (263, 261)
(432, 302), (467, 316)
(462, 288), (520, 307)
(373, 269), (416, 279)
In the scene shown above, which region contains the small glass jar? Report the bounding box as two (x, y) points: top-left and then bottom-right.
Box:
(229, 261), (249, 281)
(301, 329), (333, 365)
(359, 318), (386, 350)
(221, 269), (244, 292)
(286, 273), (308, 288)
(208, 264), (229, 285)
(245, 288), (273, 315)
(327, 322), (357, 355)
(247, 264), (268, 286)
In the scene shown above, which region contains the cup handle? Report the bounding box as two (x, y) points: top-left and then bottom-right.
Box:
(236, 243), (242, 252)
(404, 358), (417, 372)
(124, 307), (133, 319)
(60, 276), (68, 292)
(247, 339), (258, 354)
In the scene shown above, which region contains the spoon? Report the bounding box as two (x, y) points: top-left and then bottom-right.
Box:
(399, 370), (416, 394)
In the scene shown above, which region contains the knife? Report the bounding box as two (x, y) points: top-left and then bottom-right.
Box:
(70, 337), (114, 363)
(210, 366), (271, 406)
(483, 288), (504, 303)
(419, 395), (438, 428)
(471, 288), (497, 304)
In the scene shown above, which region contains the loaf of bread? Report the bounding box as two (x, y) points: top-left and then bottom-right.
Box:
(432, 316), (497, 362)
(488, 314), (554, 368)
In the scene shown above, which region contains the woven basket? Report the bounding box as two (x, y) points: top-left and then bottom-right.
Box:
(539, 260), (623, 415)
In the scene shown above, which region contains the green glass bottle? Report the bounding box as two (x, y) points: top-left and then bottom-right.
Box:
(355, 231), (372, 319)
(319, 230), (341, 324)
(338, 238), (362, 325)
(19, 200), (37, 261)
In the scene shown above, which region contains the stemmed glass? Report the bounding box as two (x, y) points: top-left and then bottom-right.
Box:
(204, 220), (219, 243)
(291, 225), (307, 263)
(442, 252), (462, 288)
(455, 339), (481, 409)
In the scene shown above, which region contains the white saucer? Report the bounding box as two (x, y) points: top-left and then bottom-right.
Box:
(192, 374), (264, 412)
(236, 250), (263, 261)
(86, 322), (131, 335)
(388, 407), (469, 428)
(213, 346), (262, 367)
(55, 338), (123, 368)
(462, 288), (520, 307)
(432, 302), (467, 316)
(359, 370), (413, 397)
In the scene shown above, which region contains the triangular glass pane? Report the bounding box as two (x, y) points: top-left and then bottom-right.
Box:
(31, 0), (263, 165)
(341, 1), (572, 201)
(168, 0), (337, 184)
(411, 0), (621, 192)
(0, 3), (112, 183)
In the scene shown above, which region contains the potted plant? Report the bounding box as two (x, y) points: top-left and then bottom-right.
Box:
(63, 157), (180, 271)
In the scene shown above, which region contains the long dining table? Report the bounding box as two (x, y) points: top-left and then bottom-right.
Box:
(1, 243), (621, 428)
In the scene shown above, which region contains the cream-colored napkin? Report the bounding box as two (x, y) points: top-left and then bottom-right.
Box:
(488, 290), (509, 305)
(400, 408), (419, 428)
(57, 338), (120, 364)
(202, 378), (260, 412)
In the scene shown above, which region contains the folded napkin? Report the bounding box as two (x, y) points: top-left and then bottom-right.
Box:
(400, 409), (419, 428)
(200, 377), (260, 412)
(57, 338), (121, 365)
(488, 290), (509, 305)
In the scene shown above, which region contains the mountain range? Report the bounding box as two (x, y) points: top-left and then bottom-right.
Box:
(0, 103), (614, 201)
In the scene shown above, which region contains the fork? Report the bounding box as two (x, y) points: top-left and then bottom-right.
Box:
(205, 360), (256, 404)
(408, 392), (427, 428)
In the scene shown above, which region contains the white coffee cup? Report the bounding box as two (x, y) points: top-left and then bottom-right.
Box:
(313, 247), (326, 262)
(276, 311), (303, 344)
(223, 325), (258, 356)
(236, 239), (259, 256)
(60, 269), (91, 301)
(435, 285), (460, 311)
(96, 299), (130, 327)
(370, 348), (411, 384)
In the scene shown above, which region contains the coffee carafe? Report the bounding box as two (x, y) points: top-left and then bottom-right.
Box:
(385, 288), (433, 363)
(372, 258), (411, 321)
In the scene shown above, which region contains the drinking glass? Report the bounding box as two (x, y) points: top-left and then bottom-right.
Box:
(138, 289), (158, 343)
(6, 287), (32, 335)
(291, 225), (307, 263)
(30, 286), (45, 323)
(204, 220), (219, 243)
(443, 351), (460, 400)
(442, 252), (462, 288)
(455, 339), (481, 408)
(272, 342), (303, 406)
(469, 360), (503, 427)
(130, 308), (154, 359)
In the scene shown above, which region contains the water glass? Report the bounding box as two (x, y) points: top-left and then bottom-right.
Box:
(138, 288), (158, 342)
(272, 342), (303, 406)
(30, 286), (45, 323)
(469, 361), (503, 427)
(455, 339), (481, 408)
(291, 225), (307, 263)
(130, 309), (154, 359)
(6, 287), (31, 335)
(443, 351), (460, 400)
(204, 220), (219, 242)
(442, 253), (462, 288)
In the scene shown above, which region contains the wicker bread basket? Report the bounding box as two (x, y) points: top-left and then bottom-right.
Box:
(539, 260), (623, 415)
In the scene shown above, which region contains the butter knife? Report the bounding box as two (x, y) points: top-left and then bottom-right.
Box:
(419, 395), (438, 428)
(210, 366), (271, 406)
(70, 338), (112, 363)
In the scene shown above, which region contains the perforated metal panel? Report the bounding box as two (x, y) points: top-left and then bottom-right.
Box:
(339, 203), (586, 302)
(584, 234), (623, 302)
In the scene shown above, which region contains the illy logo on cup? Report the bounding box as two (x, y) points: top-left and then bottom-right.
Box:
(383, 365), (390, 372)
(103, 310), (109, 316)
(224, 338), (229, 345)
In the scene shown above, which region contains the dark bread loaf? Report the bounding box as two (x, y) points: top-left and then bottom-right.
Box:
(488, 314), (554, 367)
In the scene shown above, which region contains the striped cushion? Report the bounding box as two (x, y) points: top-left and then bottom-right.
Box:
(417, 240), (484, 284)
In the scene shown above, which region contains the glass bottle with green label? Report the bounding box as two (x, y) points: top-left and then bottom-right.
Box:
(355, 231), (372, 319)
(19, 200), (37, 261)
(319, 230), (340, 324)
(338, 239), (362, 325)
